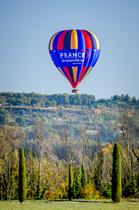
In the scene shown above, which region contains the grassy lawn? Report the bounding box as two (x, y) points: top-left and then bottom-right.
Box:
(0, 199), (139, 210)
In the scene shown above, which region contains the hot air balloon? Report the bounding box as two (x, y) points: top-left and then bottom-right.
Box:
(49, 29), (100, 93)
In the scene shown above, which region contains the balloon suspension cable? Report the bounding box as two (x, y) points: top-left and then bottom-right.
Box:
(72, 89), (79, 94)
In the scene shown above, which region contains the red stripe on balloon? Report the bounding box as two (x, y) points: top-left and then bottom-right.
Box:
(81, 30), (93, 49)
(63, 67), (74, 87)
(79, 66), (87, 81)
(57, 31), (67, 50)
(72, 81), (80, 88)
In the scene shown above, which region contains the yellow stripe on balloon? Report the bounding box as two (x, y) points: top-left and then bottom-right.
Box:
(70, 30), (78, 49)
(49, 32), (58, 50)
(84, 67), (93, 78)
(90, 31), (100, 50)
(72, 67), (78, 82)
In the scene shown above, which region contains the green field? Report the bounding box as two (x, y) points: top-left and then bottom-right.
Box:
(0, 200), (139, 210)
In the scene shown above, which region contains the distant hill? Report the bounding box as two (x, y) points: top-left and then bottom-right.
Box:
(0, 92), (139, 143)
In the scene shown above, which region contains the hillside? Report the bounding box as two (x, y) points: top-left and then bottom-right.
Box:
(0, 92), (139, 143)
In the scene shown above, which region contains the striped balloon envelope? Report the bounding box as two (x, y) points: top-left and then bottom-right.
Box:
(49, 29), (100, 93)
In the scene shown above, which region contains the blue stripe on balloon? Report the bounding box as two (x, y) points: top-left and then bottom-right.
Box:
(91, 50), (100, 67)
(86, 49), (95, 69)
(77, 30), (85, 50)
(53, 31), (63, 50)
(76, 65), (83, 82)
(64, 30), (71, 49)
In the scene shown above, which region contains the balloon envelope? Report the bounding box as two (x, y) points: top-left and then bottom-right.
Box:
(49, 29), (100, 90)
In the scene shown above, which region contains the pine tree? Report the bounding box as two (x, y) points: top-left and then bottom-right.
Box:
(18, 148), (27, 203)
(112, 143), (122, 202)
(68, 164), (73, 201)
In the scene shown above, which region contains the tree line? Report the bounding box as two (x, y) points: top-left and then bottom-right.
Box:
(0, 92), (139, 108)
(12, 143), (122, 203)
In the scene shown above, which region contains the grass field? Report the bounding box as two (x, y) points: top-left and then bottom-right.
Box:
(0, 199), (139, 210)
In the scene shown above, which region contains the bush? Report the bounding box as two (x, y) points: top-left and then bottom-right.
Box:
(101, 183), (111, 198)
(44, 182), (67, 200)
(80, 184), (101, 199)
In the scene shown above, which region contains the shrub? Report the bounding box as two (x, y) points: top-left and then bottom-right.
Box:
(101, 183), (111, 198)
(80, 184), (101, 199)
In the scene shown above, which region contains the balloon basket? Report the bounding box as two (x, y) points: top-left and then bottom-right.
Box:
(72, 89), (79, 94)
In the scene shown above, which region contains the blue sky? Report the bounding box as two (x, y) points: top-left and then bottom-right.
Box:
(0, 0), (139, 99)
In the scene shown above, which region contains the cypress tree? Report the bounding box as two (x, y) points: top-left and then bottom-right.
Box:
(74, 166), (82, 199)
(18, 148), (27, 203)
(68, 163), (73, 201)
(94, 161), (100, 190)
(94, 150), (104, 191)
(81, 164), (86, 187)
(112, 143), (122, 202)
